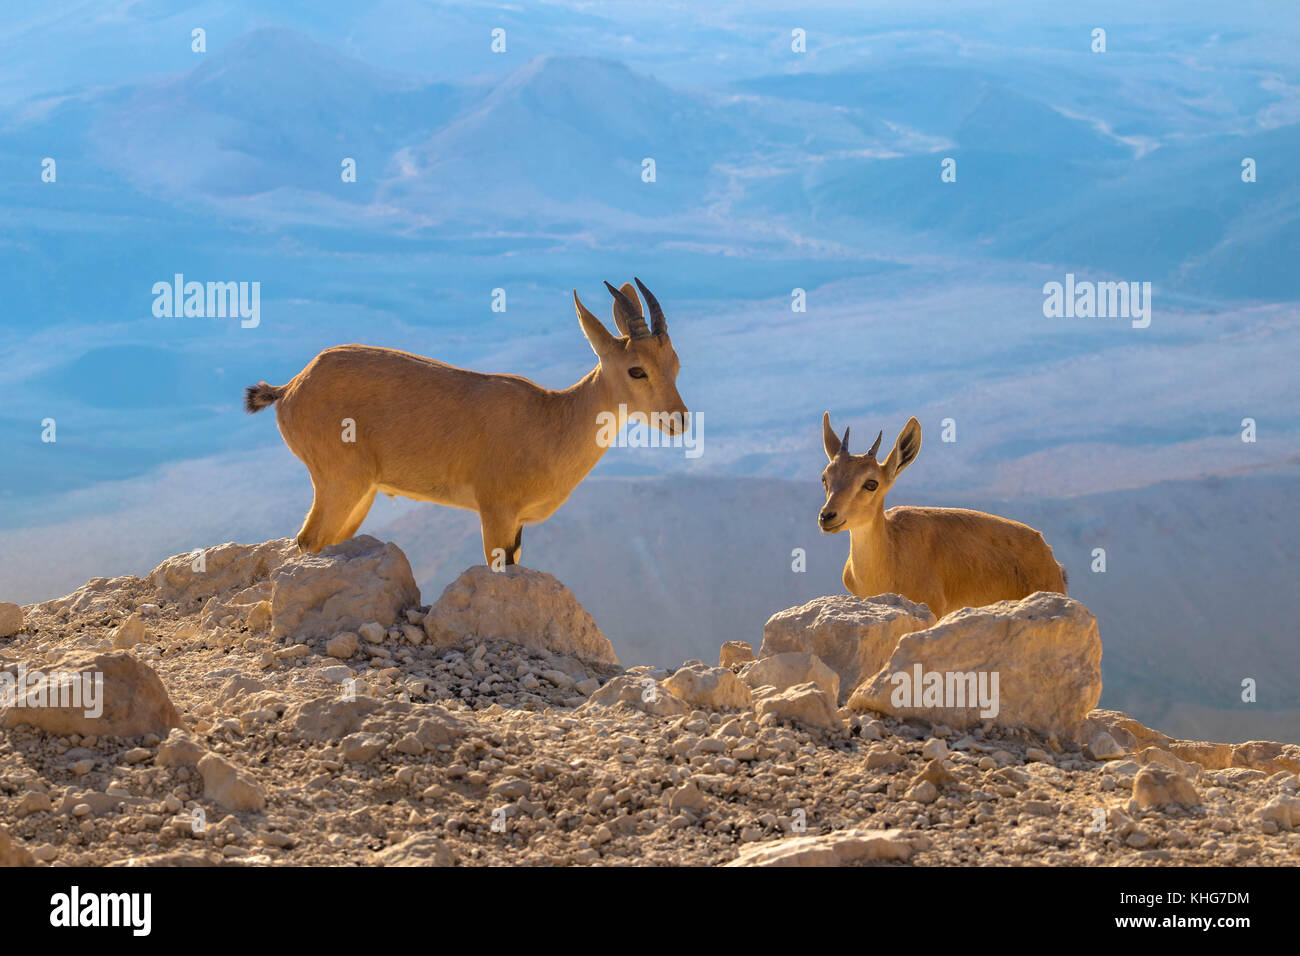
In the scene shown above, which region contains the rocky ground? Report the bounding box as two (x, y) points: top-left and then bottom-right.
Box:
(0, 536), (1297, 867)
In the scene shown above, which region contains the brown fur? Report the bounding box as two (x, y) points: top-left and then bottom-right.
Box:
(246, 282), (687, 563)
(819, 413), (1066, 619)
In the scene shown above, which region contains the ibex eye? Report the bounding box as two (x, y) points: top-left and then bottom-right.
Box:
(628, 367), (647, 379)
(863, 479), (878, 491)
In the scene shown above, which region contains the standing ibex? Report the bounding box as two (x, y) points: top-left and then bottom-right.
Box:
(245, 279), (688, 564)
(819, 413), (1066, 618)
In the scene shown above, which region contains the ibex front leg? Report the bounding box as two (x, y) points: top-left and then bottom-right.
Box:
(479, 508), (523, 568)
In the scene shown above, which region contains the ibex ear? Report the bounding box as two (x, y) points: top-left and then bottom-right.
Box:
(610, 282), (642, 337)
(574, 291), (619, 357)
(881, 417), (922, 481)
(822, 412), (841, 460)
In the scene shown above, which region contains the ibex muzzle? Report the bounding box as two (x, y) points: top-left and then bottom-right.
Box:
(245, 279), (688, 566)
(820, 412), (1067, 618)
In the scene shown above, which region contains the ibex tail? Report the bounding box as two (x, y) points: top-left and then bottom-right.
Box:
(244, 381), (286, 414)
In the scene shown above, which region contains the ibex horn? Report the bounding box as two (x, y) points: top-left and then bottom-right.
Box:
(634, 277), (667, 336)
(867, 430), (883, 458)
(605, 281), (651, 339)
(840, 426), (850, 455)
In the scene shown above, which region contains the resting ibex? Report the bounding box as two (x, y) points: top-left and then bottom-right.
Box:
(819, 413), (1066, 618)
(245, 279), (688, 564)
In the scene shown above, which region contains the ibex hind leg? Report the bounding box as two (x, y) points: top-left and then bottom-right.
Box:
(296, 474), (374, 554)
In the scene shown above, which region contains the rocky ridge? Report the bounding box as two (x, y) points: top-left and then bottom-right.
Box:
(0, 536), (1296, 867)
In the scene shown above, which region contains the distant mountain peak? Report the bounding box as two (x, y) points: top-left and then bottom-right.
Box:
(182, 26), (394, 101)
(491, 54), (652, 102)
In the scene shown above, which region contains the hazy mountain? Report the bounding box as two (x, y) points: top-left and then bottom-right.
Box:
(91, 28), (470, 202)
